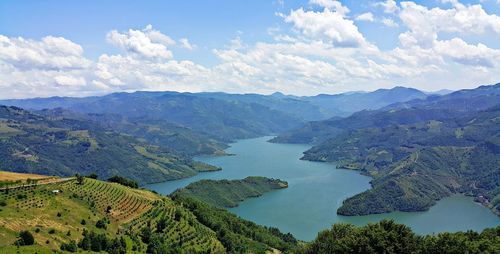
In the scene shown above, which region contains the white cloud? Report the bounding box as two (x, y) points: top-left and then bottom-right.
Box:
(179, 38), (197, 50)
(0, 35), (90, 70)
(284, 7), (367, 47)
(106, 25), (174, 60)
(382, 18), (399, 27)
(356, 12), (375, 22)
(1, 1), (499, 99)
(377, 0), (400, 14)
(309, 0), (350, 16)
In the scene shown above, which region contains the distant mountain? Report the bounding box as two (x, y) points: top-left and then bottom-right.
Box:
(1, 92), (304, 141)
(0, 106), (219, 184)
(426, 89), (454, 95)
(301, 86), (428, 117)
(273, 83), (500, 144)
(386, 83), (500, 112)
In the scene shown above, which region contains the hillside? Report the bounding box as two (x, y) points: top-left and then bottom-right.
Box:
(0, 173), (297, 253)
(38, 108), (228, 157)
(0, 92), (304, 141)
(172, 177), (288, 208)
(0, 106), (219, 184)
(272, 83), (500, 144)
(302, 105), (500, 215)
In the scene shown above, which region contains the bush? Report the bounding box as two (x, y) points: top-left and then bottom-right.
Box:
(107, 175), (138, 188)
(16, 230), (34, 246)
(48, 228), (56, 234)
(0, 200), (6, 206)
(81, 219), (86, 225)
(61, 240), (78, 252)
(96, 219), (107, 229)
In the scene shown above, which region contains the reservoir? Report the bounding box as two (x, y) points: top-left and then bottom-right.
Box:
(146, 136), (500, 240)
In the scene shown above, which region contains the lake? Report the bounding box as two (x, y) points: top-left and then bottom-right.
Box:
(146, 136), (500, 240)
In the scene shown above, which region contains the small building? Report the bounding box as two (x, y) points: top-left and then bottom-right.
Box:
(52, 189), (60, 194)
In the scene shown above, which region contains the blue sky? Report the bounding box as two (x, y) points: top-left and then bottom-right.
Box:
(0, 0), (499, 98)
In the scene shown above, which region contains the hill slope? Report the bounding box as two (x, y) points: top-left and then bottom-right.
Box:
(272, 83), (499, 144)
(0, 106), (218, 184)
(172, 177), (288, 208)
(303, 105), (500, 215)
(0, 174), (297, 253)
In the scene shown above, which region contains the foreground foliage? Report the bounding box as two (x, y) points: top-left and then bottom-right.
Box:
(297, 220), (500, 254)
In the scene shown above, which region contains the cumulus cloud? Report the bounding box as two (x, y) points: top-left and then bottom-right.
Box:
(309, 0), (350, 16)
(284, 4), (366, 47)
(377, 0), (400, 14)
(106, 24), (175, 60)
(1, 1), (499, 98)
(356, 12), (375, 22)
(179, 38), (197, 50)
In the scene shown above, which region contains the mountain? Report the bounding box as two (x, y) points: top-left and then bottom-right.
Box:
(0, 173), (297, 253)
(301, 86), (428, 117)
(0, 106), (219, 184)
(272, 83), (500, 144)
(37, 108), (228, 156)
(1, 92), (304, 141)
(172, 177), (288, 208)
(0, 87), (428, 141)
(302, 102), (500, 215)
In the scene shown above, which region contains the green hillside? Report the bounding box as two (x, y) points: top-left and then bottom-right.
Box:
(0, 174), (297, 253)
(303, 106), (500, 215)
(172, 177), (288, 208)
(0, 106), (219, 184)
(272, 83), (500, 144)
(38, 108), (228, 157)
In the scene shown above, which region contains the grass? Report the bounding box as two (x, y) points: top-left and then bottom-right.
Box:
(0, 173), (225, 253)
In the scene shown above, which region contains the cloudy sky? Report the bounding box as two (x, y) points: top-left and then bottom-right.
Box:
(0, 0), (499, 99)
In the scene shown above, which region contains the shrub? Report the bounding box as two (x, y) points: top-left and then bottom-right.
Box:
(81, 219), (86, 225)
(61, 240), (78, 252)
(107, 175), (138, 188)
(48, 228), (56, 234)
(96, 219), (107, 229)
(16, 230), (34, 246)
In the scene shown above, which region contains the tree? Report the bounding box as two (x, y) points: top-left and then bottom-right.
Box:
(76, 174), (84, 185)
(16, 230), (34, 246)
(156, 216), (168, 232)
(61, 240), (78, 252)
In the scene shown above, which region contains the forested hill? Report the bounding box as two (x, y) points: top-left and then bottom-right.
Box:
(0, 106), (219, 184)
(1, 92), (304, 141)
(272, 83), (500, 144)
(303, 103), (500, 215)
(37, 108), (228, 157)
(0, 86), (429, 142)
(172, 176), (288, 208)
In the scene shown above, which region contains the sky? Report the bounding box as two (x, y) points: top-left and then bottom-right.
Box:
(0, 0), (499, 99)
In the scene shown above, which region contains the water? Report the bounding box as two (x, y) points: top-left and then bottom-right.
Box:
(146, 136), (500, 240)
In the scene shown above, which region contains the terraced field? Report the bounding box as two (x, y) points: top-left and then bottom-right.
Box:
(0, 176), (225, 253)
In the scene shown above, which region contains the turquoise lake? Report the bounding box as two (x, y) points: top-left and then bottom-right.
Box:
(146, 136), (500, 241)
